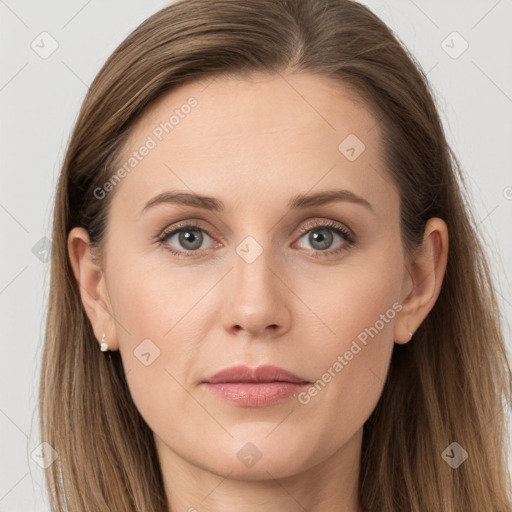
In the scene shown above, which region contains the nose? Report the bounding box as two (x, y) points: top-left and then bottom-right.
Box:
(221, 242), (292, 339)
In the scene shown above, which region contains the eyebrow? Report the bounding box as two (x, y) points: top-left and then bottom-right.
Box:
(141, 188), (375, 214)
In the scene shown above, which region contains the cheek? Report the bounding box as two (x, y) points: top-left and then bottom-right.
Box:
(105, 255), (202, 419)
(293, 243), (402, 346)
(108, 246), (205, 342)
(292, 246), (402, 430)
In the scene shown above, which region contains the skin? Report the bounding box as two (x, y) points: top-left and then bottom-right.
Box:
(68, 72), (448, 512)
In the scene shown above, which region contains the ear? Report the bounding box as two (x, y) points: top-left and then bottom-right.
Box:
(394, 217), (449, 344)
(67, 227), (119, 351)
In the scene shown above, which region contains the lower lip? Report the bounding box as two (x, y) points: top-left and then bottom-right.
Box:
(203, 382), (309, 407)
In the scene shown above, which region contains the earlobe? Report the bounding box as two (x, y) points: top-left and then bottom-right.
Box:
(67, 227), (118, 351)
(393, 217), (449, 344)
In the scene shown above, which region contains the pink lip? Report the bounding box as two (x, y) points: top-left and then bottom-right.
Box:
(202, 365), (310, 407)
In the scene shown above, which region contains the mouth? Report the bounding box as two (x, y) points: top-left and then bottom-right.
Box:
(202, 364), (310, 407)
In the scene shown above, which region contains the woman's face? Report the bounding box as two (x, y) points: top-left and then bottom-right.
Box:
(77, 72), (418, 482)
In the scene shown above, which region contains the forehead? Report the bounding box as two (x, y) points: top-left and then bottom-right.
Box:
(131, 71), (379, 150)
(108, 72), (395, 219)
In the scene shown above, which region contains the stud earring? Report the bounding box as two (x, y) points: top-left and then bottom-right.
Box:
(100, 332), (109, 352)
(409, 331), (413, 340)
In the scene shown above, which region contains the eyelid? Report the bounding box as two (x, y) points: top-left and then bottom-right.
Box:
(297, 218), (355, 242)
(157, 219), (218, 241)
(158, 218), (353, 241)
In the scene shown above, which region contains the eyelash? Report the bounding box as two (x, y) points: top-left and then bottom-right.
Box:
(157, 220), (355, 259)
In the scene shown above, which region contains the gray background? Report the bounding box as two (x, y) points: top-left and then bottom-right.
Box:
(1, 0), (511, 509)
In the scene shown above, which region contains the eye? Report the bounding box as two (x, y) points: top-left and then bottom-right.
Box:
(157, 219), (355, 259)
(157, 222), (219, 258)
(294, 220), (354, 257)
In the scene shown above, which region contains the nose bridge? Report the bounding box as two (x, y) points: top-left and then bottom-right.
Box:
(233, 232), (278, 302)
(230, 207), (279, 283)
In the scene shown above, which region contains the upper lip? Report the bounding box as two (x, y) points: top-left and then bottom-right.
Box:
(203, 365), (309, 384)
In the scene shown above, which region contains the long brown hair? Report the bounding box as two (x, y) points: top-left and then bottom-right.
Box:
(39, 0), (512, 510)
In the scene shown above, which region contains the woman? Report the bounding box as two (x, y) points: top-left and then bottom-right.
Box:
(39, 0), (512, 510)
